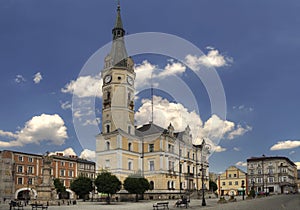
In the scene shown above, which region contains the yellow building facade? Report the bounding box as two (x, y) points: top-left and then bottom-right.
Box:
(217, 166), (247, 196)
(95, 3), (209, 198)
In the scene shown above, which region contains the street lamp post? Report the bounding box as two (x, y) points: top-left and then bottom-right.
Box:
(200, 139), (210, 206)
(241, 180), (245, 200)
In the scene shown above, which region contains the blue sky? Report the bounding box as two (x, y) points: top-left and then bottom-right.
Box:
(0, 0), (300, 173)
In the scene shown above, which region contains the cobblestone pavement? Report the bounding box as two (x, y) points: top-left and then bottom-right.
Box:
(1, 194), (299, 210)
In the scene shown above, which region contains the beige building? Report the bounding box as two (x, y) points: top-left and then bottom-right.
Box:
(96, 3), (210, 199)
(0, 150), (95, 200)
(247, 156), (297, 194)
(217, 166), (247, 196)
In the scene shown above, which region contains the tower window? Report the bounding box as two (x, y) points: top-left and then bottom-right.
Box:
(107, 91), (111, 100)
(106, 125), (110, 133)
(106, 141), (110, 150)
(149, 144), (154, 152)
(128, 143), (132, 151)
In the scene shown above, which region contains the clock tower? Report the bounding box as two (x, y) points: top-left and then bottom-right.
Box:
(101, 2), (135, 135)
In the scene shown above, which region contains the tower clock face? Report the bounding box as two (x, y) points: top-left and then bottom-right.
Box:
(127, 76), (133, 85)
(104, 75), (112, 84)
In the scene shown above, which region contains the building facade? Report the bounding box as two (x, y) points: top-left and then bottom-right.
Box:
(96, 3), (210, 199)
(217, 166), (247, 196)
(0, 150), (95, 200)
(247, 156), (297, 194)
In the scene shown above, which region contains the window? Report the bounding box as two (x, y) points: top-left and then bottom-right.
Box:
(235, 181), (238, 185)
(28, 166), (33, 174)
(187, 152), (190, 158)
(268, 168), (273, 174)
(28, 178), (33, 185)
(17, 166), (23, 173)
(192, 153), (195, 160)
(61, 161), (65, 166)
(106, 141), (110, 150)
(106, 125), (110, 133)
(128, 143), (132, 151)
(17, 177), (23, 185)
(229, 174), (232, 178)
(149, 161), (155, 171)
(28, 157), (33, 162)
(234, 174), (237, 178)
(179, 164), (182, 173)
(60, 170), (65, 177)
(258, 169), (262, 175)
(69, 163), (73, 167)
(268, 177), (274, 183)
(222, 182), (226, 186)
(229, 181), (232, 186)
(18, 156), (23, 162)
(168, 161), (174, 171)
(149, 144), (154, 152)
(250, 170), (254, 175)
(69, 170), (73, 177)
(128, 160), (133, 170)
(149, 181), (154, 190)
(281, 168), (287, 173)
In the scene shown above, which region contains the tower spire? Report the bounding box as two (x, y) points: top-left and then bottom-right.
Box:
(108, 0), (128, 68)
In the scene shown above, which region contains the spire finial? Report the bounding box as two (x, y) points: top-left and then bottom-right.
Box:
(117, 0), (120, 11)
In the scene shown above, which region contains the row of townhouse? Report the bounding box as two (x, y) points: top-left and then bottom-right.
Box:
(0, 150), (95, 200)
(216, 155), (298, 196)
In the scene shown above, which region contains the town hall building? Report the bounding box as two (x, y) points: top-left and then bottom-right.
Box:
(95, 3), (209, 198)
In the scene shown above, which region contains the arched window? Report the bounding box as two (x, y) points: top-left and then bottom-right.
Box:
(107, 91), (111, 100)
(167, 181), (170, 190)
(149, 181), (154, 190)
(128, 143), (132, 151)
(106, 141), (110, 150)
(106, 125), (110, 133)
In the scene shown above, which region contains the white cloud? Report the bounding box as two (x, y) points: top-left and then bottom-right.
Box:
(233, 147), (240, 151)
(185, 47), (233, 70)
(82, 118), (100, 126)
(0, 114), (68, 148)
(228, 124), (252, 140)
(60, 101), (72, 110)
(79, 149), (96, 161)
(135, 96), (251, 153)
(233, 105), (254, 112)
(33, 72), (43, 84)
(236, 161), (247, 167)
(134, 60), (156, 90)
(270, 140), (300, 151)
(15, 75), (26, 83)
(158, 62), (186, 78)
(289, 151), (295, 155)
(0, 130), (18, 139)
(49, 147), (76, 157)
(61, 75), (102, 98)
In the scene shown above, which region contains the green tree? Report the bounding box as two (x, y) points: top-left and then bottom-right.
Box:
(70, 176), (93, 200)
(94, 171), (121, 204)
(209, 180), (218, 192)
(123, 176), (150, 202)
(53, 178), (68, 199)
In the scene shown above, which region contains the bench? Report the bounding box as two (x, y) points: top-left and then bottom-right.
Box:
(153, 201), (169, 210)
(9, 201), (24, 210)
(31, 204), (48, 210)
